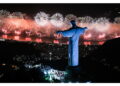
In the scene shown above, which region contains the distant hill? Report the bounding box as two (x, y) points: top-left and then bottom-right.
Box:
(83, 37), (120, 82)
(92, 37), (120, 65)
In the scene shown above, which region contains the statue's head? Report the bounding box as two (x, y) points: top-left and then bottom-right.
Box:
(70, 20), (77, 27)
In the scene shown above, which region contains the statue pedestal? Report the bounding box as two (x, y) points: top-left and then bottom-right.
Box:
(64, 66), (81, 82)
(63, 66), (91, 82)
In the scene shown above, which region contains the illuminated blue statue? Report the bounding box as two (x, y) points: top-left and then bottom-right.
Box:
(56, 20), (88, 67)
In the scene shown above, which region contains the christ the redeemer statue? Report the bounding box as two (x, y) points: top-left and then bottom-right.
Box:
(56, 20), (88, 67)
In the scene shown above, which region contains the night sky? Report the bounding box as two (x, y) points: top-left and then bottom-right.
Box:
(0, 4), (120, 18)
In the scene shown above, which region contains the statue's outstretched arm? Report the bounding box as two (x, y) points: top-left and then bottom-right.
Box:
(78, 27), (88, 34)
(56, 29), (75, 37)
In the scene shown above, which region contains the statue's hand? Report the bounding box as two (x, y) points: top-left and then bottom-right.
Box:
(84, 27), (88, 29)
(54, 32), (63, 39)
(56, 31), (61, 34)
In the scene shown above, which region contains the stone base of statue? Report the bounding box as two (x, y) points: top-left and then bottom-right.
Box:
(63, 66), (91, 82)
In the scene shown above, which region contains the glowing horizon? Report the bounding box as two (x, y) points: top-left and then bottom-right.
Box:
(0, 10), (120, 45)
